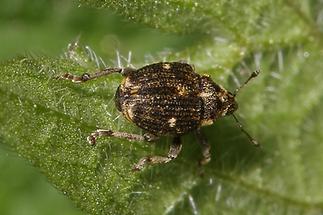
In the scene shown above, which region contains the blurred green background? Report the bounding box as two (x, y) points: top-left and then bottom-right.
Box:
(0, 0), (196, 214)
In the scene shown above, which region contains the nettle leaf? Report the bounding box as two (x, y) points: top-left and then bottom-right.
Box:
(1, 0), (323, 214)
(78, 0), (310, 42)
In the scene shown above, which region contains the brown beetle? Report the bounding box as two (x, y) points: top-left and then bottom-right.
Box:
(58, 62), (259, 170)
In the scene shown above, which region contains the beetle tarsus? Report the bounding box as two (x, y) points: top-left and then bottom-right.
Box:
(87, 135), (96, 145)
(132, 136), (182, 171)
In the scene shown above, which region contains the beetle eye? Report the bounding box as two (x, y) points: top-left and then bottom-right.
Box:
(227, 99), (238, 115)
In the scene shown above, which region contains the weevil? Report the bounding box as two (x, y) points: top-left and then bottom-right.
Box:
(58, 62), (259, 170)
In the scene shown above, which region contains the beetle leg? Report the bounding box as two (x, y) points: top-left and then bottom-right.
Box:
(87, 129), (158, 145)
(56, 67), (136, 83)
(195, 129), (211, 165)
(132, 136), (182, 171)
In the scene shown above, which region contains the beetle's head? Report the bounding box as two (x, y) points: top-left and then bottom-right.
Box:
(216, 90), (238, 117)
(202, 70), (260, 146)
(226, 92), (238, 115)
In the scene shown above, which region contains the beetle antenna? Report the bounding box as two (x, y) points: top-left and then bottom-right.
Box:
(232, 114), (259, 147)
(233, 70), (260, 96)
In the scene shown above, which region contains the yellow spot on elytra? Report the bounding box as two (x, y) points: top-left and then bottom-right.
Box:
(121, 77), (140, 95)
(168, 117), (177, 127)
(121, 77), (132, 89)
(130, 86), (140, 95)
(124, 103), (135, 121)
(201, 119), (214, 126)
(163, 63), (171, 70)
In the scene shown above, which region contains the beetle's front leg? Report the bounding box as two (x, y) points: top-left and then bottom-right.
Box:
(56, 67), (136, 83)
(195, 129), (211, 165)
(87, 129), (158, 145)
(132, 136), (182, 171)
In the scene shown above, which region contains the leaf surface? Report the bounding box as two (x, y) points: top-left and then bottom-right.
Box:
(1, 0), (323, 214)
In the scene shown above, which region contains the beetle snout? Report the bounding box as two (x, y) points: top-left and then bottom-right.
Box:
(226, 95), (238, 115)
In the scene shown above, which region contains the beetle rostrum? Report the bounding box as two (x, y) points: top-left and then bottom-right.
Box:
(58, 62), (259, 171)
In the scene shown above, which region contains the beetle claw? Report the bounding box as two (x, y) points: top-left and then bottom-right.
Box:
(87, 134), (96, 145)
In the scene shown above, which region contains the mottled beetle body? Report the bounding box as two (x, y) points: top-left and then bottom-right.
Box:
(58, 61), (258, 170)
(115, 62), (237, 136)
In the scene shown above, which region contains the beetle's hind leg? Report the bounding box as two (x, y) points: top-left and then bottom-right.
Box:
(56, 67), (136, 83)
(195, 129), (211, 166)
(133, 136), (183, 171)
(87, 129), (158, 145)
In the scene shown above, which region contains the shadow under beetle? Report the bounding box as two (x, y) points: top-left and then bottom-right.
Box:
(58, 62), (259, 171)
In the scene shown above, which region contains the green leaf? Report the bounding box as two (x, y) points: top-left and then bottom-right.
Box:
(1, 0), (323, 214)
(78, 0), (312, 42)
